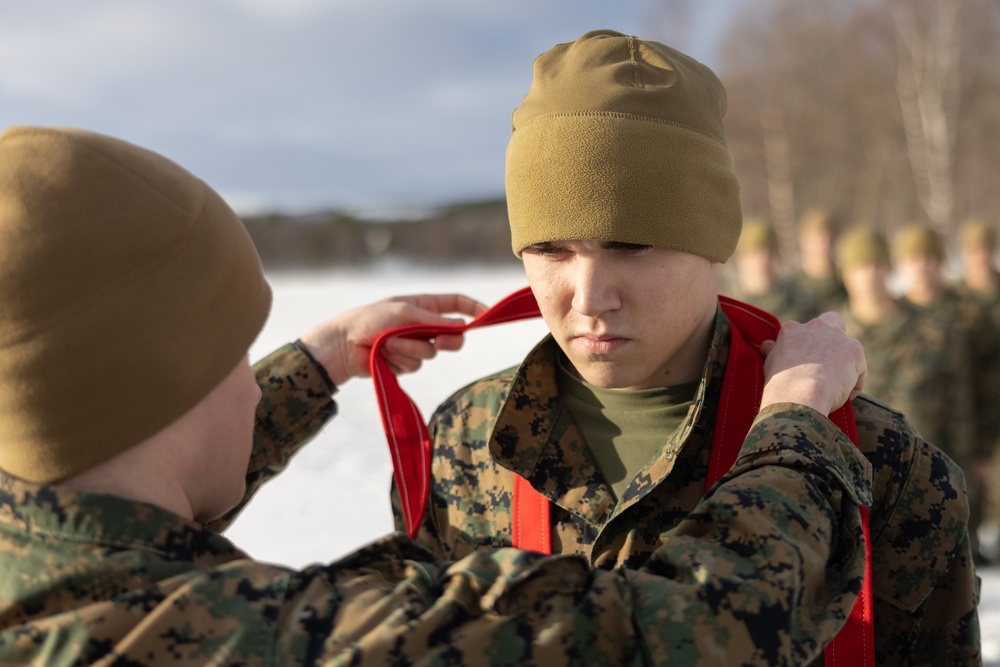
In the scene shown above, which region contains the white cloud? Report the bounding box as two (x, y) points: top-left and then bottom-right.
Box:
(0, 0), (700, 212)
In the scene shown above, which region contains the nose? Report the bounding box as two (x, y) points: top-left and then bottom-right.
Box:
(570, 256), (621, 317)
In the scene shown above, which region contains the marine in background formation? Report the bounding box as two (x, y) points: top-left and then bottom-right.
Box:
(955, 218), (1000, 562)
(791, 208), (849, 312)
(893, 223), (998, 560)
(729, 218), (825, 323)
(838, 228), (975, 471)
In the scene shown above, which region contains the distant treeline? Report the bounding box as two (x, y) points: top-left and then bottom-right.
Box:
(243, 198), (519, 271)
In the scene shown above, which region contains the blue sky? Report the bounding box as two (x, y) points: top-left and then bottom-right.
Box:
(1, 0), (735, 216)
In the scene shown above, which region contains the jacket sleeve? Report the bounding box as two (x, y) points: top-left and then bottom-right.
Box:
(851, 394), (981, 666)
(277, 403), (871, 666)
(209, 341), (338, 532)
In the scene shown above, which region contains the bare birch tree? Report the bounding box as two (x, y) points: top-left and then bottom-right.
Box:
(891, 0), (963, 235)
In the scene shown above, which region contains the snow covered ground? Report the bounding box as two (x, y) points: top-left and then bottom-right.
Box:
(228, 266), (998, 660)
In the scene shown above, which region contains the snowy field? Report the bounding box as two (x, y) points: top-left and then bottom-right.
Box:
(228, 265), (998, 659)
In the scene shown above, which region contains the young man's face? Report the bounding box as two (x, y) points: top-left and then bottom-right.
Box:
(799, 228), (833, 266)
(962, 243), (994, 275)
(521, 240), (718, 390)
(897, 253), (943, 295)
(842, 261), (890, 301)
(733, 247), (777, 290)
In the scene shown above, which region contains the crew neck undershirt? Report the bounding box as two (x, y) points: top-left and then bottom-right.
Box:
(556, 355), (698, 501)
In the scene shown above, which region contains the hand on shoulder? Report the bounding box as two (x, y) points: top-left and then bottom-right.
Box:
(759, 312), (867, 415)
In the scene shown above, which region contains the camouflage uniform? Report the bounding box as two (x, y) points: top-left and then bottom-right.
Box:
(791, 270), (848, 314)
(1, 342), (877, 666)
(730, 279), (825, 323)
(401, 308), (981, 666)
(843, 299), (976, 471)
(954, 278), (1000, 555)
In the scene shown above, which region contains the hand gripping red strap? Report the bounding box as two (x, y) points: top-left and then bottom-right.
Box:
(369, 287), (541, 538)
(371, 288), (872, 666)
(709, 297), (873, 667)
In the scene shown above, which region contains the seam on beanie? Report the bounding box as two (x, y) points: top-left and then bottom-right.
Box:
(626, 35), (644, 89)
(514, 111), (728, 148)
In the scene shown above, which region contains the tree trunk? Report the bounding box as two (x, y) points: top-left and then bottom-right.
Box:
(892, 0), (962, 235)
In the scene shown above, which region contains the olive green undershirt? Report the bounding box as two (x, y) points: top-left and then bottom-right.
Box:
(556, 355), (698, 501)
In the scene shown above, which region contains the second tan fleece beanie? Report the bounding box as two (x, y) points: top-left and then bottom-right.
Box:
(0, 126), (272, 483)
(506, 30), (743, 262)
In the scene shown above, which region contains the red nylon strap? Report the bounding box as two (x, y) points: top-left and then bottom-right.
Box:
(712, 297), (873, 667)
(370, 287), (540, 538)
(512, 474), (551, 553)
(372, 288), (872, 666)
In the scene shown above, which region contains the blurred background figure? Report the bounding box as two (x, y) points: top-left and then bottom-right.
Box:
(792, 208), (848, 312)
(894, 223), (997, 561)
(730, 217), (824, 322)
(839, 227), (975, 503)
(957, 217), (1000, 564)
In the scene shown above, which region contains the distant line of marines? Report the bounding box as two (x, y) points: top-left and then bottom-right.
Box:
(728, 210), (1000, 563)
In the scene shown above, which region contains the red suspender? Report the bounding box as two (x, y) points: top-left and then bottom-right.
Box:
(512, 475), (551, 554)
(372, 288), (873, 667)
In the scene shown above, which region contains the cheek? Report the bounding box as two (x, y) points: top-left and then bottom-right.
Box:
(525, 265), (569, 312)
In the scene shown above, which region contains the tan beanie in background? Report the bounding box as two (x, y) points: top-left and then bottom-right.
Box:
(959, 217), (996, 251)
(735, 218), (780, 255)
(893, 224), (946, 263)
(837, 227), (892, 271)
(506, 29), (742, 262)
(0, 126), (272, 483)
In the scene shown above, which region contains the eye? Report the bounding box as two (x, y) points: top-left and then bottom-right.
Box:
(606, 242), (653, 256)
(523, 242), (566, 257)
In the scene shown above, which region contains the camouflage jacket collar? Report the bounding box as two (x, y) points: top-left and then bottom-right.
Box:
(487, 306), (732, 524)
(0, 471), (246, 566)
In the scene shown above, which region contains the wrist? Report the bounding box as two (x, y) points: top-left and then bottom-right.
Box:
(297, 328), (351, 387)
(760, 375), (833, 415)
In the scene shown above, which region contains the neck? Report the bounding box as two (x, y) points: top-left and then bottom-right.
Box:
(849, 291), (896, 325)
(800, 256), (832, 279)
(61, 434), (195, 520)
(965, 266), (997, 293)
(906, 283), (943, 307)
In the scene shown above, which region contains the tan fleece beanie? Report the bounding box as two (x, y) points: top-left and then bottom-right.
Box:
(506, 30), (742, 262)
(736, 218), (780, 255)
(800, 208), (834, 234)
(0, 126), (272, 483)
(837, 227), (891, 270)
(894, 224), (946, 263)
(959, 217), (996, 251)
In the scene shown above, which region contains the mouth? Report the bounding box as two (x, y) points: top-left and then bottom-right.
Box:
(572, 334), (628, 355)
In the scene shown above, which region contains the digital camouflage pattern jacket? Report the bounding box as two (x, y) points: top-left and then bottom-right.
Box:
(400, 308), (982, 667)
(1, 342), (876, 666)
(907, 285), (1000, 464)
